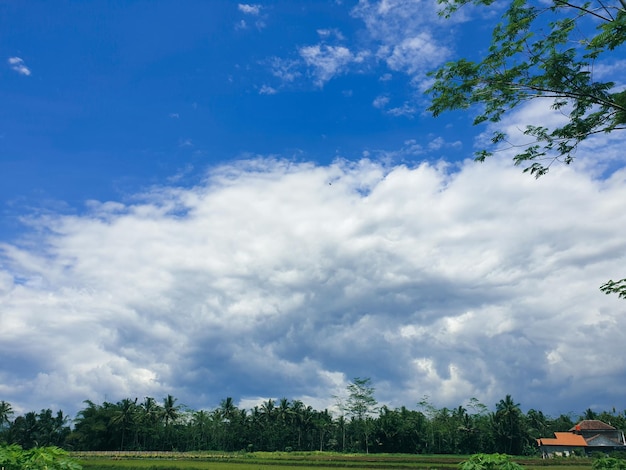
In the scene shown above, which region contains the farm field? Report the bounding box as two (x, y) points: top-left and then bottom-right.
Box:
(74, 452), (594, 470)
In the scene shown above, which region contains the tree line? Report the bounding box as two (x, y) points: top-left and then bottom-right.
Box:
(1, 380), (625, 455)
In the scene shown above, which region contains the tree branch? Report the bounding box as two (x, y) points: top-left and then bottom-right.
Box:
(493, 80), (626, 113)
(553, 0), (614, 22)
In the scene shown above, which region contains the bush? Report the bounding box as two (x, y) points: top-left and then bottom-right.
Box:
(592, 457), (626, 470)
(0, 444), (83, 470)
(460, 454), (523, 470)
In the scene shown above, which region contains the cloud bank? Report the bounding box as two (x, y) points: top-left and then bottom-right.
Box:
(1, 155), (625, 417)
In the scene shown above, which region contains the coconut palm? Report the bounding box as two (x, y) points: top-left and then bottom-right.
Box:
(0, 400), (14, 429)
(161, 394), (181, 450)
(494, 394), (524, 454)
(161, 394), (180, 427)
(111, 398), (138, 450)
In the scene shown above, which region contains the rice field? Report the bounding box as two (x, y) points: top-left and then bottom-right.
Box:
(73, 451), (594, 470)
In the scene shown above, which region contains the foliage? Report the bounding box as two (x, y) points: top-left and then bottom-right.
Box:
(343, 378), (379, 454)
(460, 453), (524, 470)
(0, 401), (14, 429)
(344, 378), (379, 421)
(600, 279), (626, 299)
(428, 0), (626, 298)
(2, 394), (625, 455)
(0, 444), (82, 470)
(592, 456), (626, 470)
(493, 396), (526, 455)
(428, 0), (626, 177)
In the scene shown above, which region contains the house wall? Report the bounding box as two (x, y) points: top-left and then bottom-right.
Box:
(540, 446), (584, 458)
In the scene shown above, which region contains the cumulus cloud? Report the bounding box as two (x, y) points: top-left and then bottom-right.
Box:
(299, 44), (367, 86)
(238, 3), (261, 15)
(351, 0), (451, 84)
(477, 99), (626, 179)
(8, 57), (31, 76)
(1, 152), (626, 416)
(263, 0), (454, 89)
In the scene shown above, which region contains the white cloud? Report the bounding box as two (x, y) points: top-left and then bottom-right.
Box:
(265, 0), (453, 89)
(384, 32), (450, 75)
(317, 28), (345, 41)
(238, 3), (261, 15)
(1, 154), (626, 416)
(351, 0), (451, 82)
(478, 99), (626, 179)
(372, 95), (390, 108)
(591, 59), (626, 84)
(386, 102), (416, 117)
(236, 4), (266, 30)
(8, 57), (31, 76)
(268, 57), (302, 83)
(299, 44), (365, 86)
(259, 85), (277, 95)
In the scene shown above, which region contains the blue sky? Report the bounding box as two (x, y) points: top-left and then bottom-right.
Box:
(1, 0), (626, 420)
(1, 1), (466, 220)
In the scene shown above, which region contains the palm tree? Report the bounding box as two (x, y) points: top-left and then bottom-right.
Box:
(218, 397), (239, 451)
(161, 394), (181, 450)
(162, 394), (180, 427)
(260, 399), (277, 450)
(139, 397), (161, 449)
(111, 398), (138, 450)
(494, 395), (524, 454)
(313, 409), (333, 452)
(190, 410), (210, 449)
(583, 408), (597, 420)
(0, 400), (14, 429)
(219, 397), (237, 422)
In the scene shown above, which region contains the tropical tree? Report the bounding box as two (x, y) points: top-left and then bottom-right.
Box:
(189, 410), (211, 450)
(0, 401), (13, 429)
(7, 412), (38, 449)
(312, 409), (333, 452)
(583, 407), (598, 420)
(344, 377), (379, 453)
(492, 395), (526, 454)
(428, 0), (626, 298)
(161, 395), (180, 428)
(525, 409), (549, 439)
(161, 395), (181, 450)
(110, 398), (138, 450)
(429, 0), (626, 176)
(259, 399), (277, 450)
(138, 397), (162, 449)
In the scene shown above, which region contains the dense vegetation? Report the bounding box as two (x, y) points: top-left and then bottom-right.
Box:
(2, 386), (626, 455)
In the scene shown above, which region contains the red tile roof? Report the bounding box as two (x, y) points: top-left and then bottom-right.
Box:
(537, 432), (588, 447)
(570, 420), (616, 431)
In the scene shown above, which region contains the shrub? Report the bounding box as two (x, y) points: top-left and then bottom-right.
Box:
(0, 444), (82, 470)
(460, 454), (523, 470)
(592, 457), (626, 470)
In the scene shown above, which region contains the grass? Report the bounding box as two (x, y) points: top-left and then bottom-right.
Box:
(74, 452), (594, 470)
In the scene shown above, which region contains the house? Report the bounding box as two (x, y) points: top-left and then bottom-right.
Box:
(537, 420), (626, 458)
(536, 432), (587, 458)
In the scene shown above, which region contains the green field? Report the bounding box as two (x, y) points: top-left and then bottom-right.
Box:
(74, 452), (593, 470)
